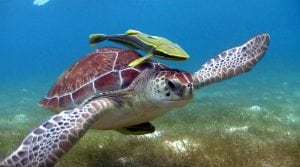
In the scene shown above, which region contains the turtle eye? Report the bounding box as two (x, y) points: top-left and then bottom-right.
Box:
(166, 79), (179, 90)
(167, 80), (176, 89)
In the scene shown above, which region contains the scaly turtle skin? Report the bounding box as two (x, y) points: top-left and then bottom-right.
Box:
(0, 34), (270, 167)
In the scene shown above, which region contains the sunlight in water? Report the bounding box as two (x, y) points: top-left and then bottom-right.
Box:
(33, 0), (50, 6)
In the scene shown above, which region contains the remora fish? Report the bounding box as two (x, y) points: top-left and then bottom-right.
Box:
(89, 29), (190, 67)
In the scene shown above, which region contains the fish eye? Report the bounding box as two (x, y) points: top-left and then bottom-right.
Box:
(148, 36), (159, 39)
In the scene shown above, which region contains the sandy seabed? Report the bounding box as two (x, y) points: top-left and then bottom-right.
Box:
(0, 74), (299, 167)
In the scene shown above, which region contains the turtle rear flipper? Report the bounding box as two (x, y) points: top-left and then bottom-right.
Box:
(193, 33), (270, 89)
(115, 122), (155, 135)
(1, 98), (114, 167)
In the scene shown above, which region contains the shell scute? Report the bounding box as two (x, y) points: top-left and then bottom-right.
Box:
(120, 69), (140, 89)
(59, 95), (73, 108)
(39, 47), (162, 111)
(94, 72), (121, 91)
(72, 83), (94, 103)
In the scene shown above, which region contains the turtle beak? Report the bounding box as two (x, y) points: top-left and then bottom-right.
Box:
(177, 84), (193, 99)
(166, 78), (193, 100)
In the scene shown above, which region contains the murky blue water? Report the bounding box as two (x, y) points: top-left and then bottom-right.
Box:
(0, 0), (299, 166)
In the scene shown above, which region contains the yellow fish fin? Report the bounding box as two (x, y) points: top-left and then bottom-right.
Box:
(89, 34), (107, 46)
(125, 29), (141, 35)
(129, 52), (153, 67)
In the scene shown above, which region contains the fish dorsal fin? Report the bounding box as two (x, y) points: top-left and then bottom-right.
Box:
(115, 122), (155, 135)
(125, 29), (141, 35)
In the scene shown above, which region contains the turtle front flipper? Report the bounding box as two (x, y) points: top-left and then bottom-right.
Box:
(0, 98), (114, 167)
(193, 33), (270, 89)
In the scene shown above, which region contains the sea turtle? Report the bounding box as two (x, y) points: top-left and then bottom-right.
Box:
(0, 33), (270, 167)
(89, 29), (189, 67)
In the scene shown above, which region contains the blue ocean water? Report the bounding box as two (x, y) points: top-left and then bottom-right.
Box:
(0, 0), (299, 166)
(1, 0), (299, 81)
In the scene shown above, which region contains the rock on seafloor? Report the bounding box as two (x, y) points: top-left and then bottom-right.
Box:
(247, 105), (263, 112)
(137, 130), (163, 139)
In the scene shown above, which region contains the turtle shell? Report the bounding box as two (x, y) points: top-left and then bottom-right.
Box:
(39, 47), (168, 111)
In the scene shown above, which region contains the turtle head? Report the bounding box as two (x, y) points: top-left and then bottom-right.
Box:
(146, 69), (194, 106)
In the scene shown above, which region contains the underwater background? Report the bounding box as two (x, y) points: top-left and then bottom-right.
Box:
(0, 0), (299, 166)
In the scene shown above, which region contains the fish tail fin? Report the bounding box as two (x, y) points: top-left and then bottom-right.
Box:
(89, 34), (108, 46)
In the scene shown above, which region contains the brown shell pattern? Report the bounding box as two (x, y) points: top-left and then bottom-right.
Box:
(39, 47), (168, 111)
